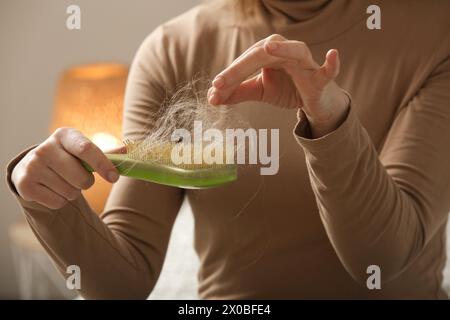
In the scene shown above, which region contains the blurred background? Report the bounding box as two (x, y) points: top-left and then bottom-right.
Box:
(0, 0), (200, 299)
(1, 0), (449, 300)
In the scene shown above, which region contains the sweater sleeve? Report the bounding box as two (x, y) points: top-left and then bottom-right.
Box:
(5, 26), (184, 299)
(294, 55), (450, 285)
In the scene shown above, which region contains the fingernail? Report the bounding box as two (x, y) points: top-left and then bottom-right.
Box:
(213, 77), (224, 88)
(209, 93), (219, 105)
(267, 42), (278, 51)
(108, 170), (119, 183)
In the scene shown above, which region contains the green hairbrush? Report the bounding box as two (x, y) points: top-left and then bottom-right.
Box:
(82, 142), (237, 189)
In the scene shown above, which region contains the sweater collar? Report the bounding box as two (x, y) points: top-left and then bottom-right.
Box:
(261, 0), (333, 23)
(256, 0), (370, 45)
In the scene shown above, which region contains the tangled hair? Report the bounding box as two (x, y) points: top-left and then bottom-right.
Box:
(126, 77), (245, 163)
(153, 78), (232, 143)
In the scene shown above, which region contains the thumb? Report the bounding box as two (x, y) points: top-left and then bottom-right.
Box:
(317, 49), (341, 84)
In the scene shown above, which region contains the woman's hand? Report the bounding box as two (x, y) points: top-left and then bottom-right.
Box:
(11, 128), (120, 210)
(208, 34), (350, 138)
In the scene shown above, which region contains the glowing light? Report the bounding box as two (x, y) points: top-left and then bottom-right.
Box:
(91, 132), (121, 151)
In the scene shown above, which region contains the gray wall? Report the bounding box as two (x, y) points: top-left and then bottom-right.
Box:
(0, 0), (199, 299)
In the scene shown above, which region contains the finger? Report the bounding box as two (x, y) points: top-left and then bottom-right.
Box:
(209, 35), (288, 105)
(217, 74), (263, 105)
(209, 76), (262, 106)
(38, 166), (81, 201)
(311, 49), (340, 89)
(264, 40), (318, 69)
(221, 34), (286, 76)
(42, 144), (95, 190)
(208, 86), (221, 105)
(30, 183), (68, 210)
(58, 129), (119, 183)
(319, 49), (340, 81)
(210, 47), (282, 105)
(227, 38), (267, 66)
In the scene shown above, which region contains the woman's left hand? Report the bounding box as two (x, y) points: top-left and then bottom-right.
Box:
(208, 34), (350, 138)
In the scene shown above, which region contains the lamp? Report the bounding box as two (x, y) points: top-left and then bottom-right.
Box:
(50, 63), (128, 213)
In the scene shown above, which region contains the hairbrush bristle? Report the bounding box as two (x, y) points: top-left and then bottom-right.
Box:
(121, 78), (247, 170)
(123, 139), (229, 169)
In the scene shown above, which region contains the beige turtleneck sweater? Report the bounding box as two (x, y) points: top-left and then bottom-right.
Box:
(6, 0), (450, 299)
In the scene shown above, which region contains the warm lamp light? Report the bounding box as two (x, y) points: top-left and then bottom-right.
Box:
(50, 63), (128, 214)
(91, 132), (122, 150)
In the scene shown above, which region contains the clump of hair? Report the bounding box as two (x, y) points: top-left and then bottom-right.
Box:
(125, 78), (242, 165)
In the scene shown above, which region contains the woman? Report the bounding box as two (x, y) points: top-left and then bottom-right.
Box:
(7, 0), (450, 299)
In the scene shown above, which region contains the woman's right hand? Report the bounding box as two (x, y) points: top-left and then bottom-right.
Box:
(11, 127), (120, 210)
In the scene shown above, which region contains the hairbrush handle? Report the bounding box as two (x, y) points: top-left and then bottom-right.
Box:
(82, 153), (237, 189)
